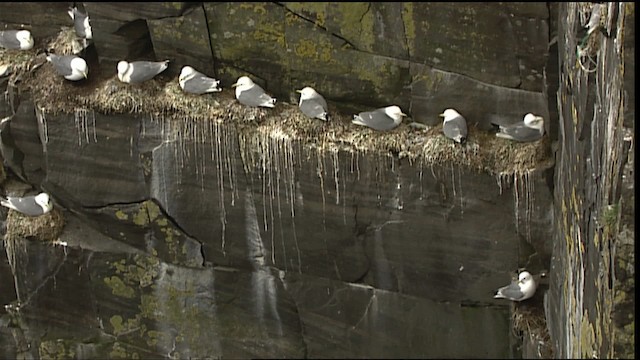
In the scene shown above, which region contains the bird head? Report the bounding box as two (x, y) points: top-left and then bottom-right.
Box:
(16, 30), (34, 50)
(439, 108), (462, 122)
(384, 105), (408, 122)
(523, 113), (545, 132)
(179, 66), (195, 83)
(296, 86), (320, 101)
(34, 193), (53, 212)
(232, 76), (254, 89)
(518, 271), (533, 284)
(71, 57), (89, 79)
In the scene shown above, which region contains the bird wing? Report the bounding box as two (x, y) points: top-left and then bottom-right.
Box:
(0, 31), (20, 50)
(128, 61), (168, 83)
(49, 55), (74, 77)
(495, 282), (525, 300)
(443, 117), (467, 141)
(184, 73), (220, 94)
(299, 99), (328, 120)
(353, 109), (394, 131)
(238, 85), (275, 107)
(497, 123), (542, 142)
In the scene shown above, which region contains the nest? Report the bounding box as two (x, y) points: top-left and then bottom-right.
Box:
(512, 303), (554, 358)
(2, 27), (553, 177)
(4, 207), (66, 243)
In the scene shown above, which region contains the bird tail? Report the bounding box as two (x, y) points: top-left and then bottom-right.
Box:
(493, 293), (505, 299)
(495, 132), (512, 140)
(67, 8), (75, 20)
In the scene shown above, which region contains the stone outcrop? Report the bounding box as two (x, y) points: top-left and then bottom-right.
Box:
(0, 1), (634, 359)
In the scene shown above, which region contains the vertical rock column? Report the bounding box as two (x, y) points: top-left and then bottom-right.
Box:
(547, 3), (630, 358)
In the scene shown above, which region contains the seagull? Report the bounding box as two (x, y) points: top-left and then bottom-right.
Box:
(46, 53), (88, 81)
(296, 86), (329, 121)
(68, 6), (93, 39)
(0, 30), (34, 50)
(178, 66), (222, 94)
(494, 271), (537, 301)
(494, 113), (545, 142)
(117, 60), (170, 84)
(1, 192), (53, 217)
(352, 105), (407, 131)
(231, 76), (276, 108)
(440, 108), (467, 144)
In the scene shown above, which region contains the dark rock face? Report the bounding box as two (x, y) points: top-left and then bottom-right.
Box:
(3, 3), (551, 127)
(0, 95), (553, 357)
(545, 3), (633, 359)
(3, 2), (632, 359)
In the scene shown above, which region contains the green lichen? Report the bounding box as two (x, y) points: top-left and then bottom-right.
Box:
(402, 3), (416, 57)
(115, 210), (129, 221)
(339, 3), (375, 51)
(39, 340), (76, 360)
(109, 341), (140, 359)
(104, 276), (136, 298)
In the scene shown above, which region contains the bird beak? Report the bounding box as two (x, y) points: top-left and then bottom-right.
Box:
(439, 113), (445, 117)
(231, 82), (239, 88)
(296, 89), (302, 93)
(401, 112), (407, 117)
(82, 71), (88, 79)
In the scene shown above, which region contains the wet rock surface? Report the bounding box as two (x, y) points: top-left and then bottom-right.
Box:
(0, 1), (634, 359)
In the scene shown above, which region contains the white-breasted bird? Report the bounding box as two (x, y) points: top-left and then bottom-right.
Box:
(117, 60), (169, 84)
(46, 53), (88, 81)
(0, 30), (34, 50)
(494, 271), (537, 302)
(1, 192), (53, 217)
(352, 105), (407, 131)
(68, 6), (93, 39)
(296, 86), (328, 121)
(231, 76), (276, 108)
(179, 66), (222, 94)
(494, 113), (545, 142)
(440, 108), (468, 144)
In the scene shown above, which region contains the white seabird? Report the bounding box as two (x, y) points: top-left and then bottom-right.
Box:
(494, 113), (545, 142)
(46, 53), (88, 81)
(179, 66), (222, 95)
(494, 271), (537, 302)
(352, 105), (407, 131)
(440, 108), (467, 144)
(231, 76), (276, 108)
(117, 60), (170, 84)
(68, 7), (93, 39)
(0, 30), (34, 50)
(296, 86), (328, 121)
(1, 192), (53, 217)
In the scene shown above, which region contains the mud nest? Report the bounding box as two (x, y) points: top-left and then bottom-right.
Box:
(513, 303), (554, 358)
(5, 207), (66, 243)
(3, 27), (553, 177)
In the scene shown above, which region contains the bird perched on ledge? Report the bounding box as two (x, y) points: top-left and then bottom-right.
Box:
(494, 270), (537, 302)
(296, 86), (329, 121)
(46, 52), (88, 81)
(440, 108), (467, 144)
(117, 60), (170, 84)
(179, 66), (222, 95)
(68, 6), (93, 40)
(352, 105), (407, 131)
(493, 113), (545, 142)
(1, 192), (53, 217)
(232, 76), (276, 108)
(0, 30), (34, 50)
